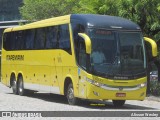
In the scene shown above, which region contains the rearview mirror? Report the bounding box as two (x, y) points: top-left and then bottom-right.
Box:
(144, 37), (157, 60)
(78, 33), (92, 54)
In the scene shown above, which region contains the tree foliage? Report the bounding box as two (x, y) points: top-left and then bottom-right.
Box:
(20, 0), (160, 40)
(81, 0), (160, 40)
(20, 0), (82, 20)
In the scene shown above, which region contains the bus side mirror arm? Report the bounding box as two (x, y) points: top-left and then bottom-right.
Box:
(144, 37), (157, 57)
(78, 33), (92, 54)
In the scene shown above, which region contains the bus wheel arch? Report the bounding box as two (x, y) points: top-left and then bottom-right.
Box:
(10, 73), (18, 95)
(64, 77), (79, 105)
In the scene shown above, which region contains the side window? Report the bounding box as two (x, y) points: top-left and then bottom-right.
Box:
(46, 26), (58, 49)
(3, 32), (11, 50)
(10, 32), (16, 50)
(15, 31), (25, 50)
(34, 28), (46, 49)
(78, 40), (86, 69)
(72, 23), (85, 62)
(72, 23), (85, 49)
(58, 24), (71, 53)
(25, 29), (35, 50)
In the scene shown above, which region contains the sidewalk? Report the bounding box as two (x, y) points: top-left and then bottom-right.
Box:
(146, 95), (160, 102)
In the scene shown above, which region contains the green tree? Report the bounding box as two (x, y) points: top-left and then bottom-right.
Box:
(20, 0), (81, 20)
(120, 0), (160, 41)
(20, 0), (160, 40)
(83, 0), (160, 40)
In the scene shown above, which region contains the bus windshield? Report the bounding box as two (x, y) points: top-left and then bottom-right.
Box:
(88, 28), (146, 79)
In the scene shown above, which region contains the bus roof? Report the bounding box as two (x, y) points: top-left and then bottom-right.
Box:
(4, 14), (141, 32)
(71, 14), (141, 30)
(4, 15), (70, 32)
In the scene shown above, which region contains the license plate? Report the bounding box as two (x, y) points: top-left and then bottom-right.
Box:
(116, 93), (126, 97)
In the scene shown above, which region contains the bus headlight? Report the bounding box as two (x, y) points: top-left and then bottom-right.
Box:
(86, 78), (103, 87)
(138, 82), (147, 88)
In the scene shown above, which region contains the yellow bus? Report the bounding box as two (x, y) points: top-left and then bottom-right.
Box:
(1, 14), (157, 106)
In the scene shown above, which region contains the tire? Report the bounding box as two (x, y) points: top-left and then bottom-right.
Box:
(11, 77), (18, 95)
(66, 83), (79, 105)
(112, 100), (125, 107)
(17, 76), (25, 96)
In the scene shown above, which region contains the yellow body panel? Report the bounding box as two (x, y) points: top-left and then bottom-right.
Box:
(77, 69), (146, 100)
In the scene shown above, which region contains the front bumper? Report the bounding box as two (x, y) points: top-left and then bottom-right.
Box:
(86, 83), (146, 100)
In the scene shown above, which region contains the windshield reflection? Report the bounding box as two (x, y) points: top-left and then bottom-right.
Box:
(119, 32), (146, 75)
(88, 28), (146, 79)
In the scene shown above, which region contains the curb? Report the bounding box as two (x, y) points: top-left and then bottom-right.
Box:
(146, 96), (160, 102)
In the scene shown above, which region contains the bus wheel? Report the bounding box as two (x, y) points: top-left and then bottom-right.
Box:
(11, 78), (18, 95)
(18, 76), (25, 96)
(66, 83), (78, 105)
(112, 100), (125, 107)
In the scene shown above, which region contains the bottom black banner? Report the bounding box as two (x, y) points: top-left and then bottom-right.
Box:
(0, 111), (159, 117)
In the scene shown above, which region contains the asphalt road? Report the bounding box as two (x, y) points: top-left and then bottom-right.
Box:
(0, 82), (160, 120)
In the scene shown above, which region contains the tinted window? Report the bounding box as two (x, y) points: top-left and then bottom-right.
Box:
(46, 26), (58, 49)
(3, 32), (12, 50)
(34, 28), (46, 49)
(3, 24), (71, 52)
(72, 23), (85, 48)
(15, 31), (25, 50)
(72, 23), (85, 61)
(10, 32), (16, 50)
(78, 40), (86, 69)
(25, 29), (35, 49)
(4, 32), (16, 50)
(58, 24), (71, 53)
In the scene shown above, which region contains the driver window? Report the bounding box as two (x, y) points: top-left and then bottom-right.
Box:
(72, 23), (85, 66)
(78, 41), (86, 69)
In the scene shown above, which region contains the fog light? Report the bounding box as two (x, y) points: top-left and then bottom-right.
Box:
(93, 91), (99, 96)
